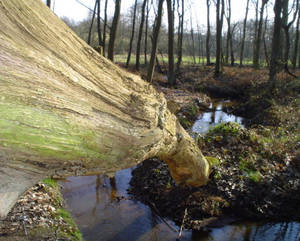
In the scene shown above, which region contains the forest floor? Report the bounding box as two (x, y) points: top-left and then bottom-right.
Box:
(0, 179), (82, 241)
(128, 65), (300, 230)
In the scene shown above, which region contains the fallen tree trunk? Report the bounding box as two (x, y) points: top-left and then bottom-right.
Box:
(0, 0), (209, 219)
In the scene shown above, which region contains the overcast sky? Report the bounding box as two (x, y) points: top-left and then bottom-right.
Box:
(43, 0), (274, 28)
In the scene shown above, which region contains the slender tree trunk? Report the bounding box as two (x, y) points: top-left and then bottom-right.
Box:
(269, 0), (283, 88)
(191, 27), (196, 64)
(215, 0), (224, 77)
(253, 0), (259, 65)
(88, 0), (98, 45)
(292, 8), (300, 69)
(144, 0), (149, 65)
(126, 0), (138, 68)
(97, 0), (103, 47)
(240, 0), (249, 66)
(167, 0), (176, 85)
(46, 0), (51, 8)
(147, 0), (164, 82)
(253, 0), (268, 69)
(263, 15), (270, 67)
(230, 24), (236, 66)
(176, 0), (184, 71)
(136, 0), (147, 70)
(225, 0), (231, 65)
(206, 0), (211, 65)
(102, 0), (108, 56)
(108, 0), (121, 61)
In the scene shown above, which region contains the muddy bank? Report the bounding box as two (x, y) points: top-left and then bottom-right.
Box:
(0, 179), (82, 241)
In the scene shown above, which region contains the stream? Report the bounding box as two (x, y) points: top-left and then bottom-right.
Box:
(61, 100), (300, 241)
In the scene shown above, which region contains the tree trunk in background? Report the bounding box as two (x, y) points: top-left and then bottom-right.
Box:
(97, 0), (103, 47)
(46, 0), (51, 8)
(206, 0), (211, 65)
(147, 0), (164, 82)
(282, 0), (299, 75)
(136, 0), (147, 70)
(167, 0), (176, 85)
(215, 0), (224, 77)
(144, 0), (149, 65)
(263, 14), (270, 67)
(253, 0), (259, 66)
(225, 0), (231, 65)
(103, 0), (108, 57)
(126, 0), (138, 68)
(230, 23), (236, 66)
(253, 0), (268, 69)
(176, 0), (184, 72)
(269, 0), (283, 88)
(108, 0), (121, 61)
(88, 0), (98, 45)
(240, 0), (249, 66)
(292, 8), (300, 69)
(0, 0), (209, 219)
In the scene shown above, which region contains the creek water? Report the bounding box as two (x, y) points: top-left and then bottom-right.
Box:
(61, 100), (300, 241)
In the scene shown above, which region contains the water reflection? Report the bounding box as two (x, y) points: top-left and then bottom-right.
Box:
(192, 101), (244, 134)
(61, 169), (299, 241)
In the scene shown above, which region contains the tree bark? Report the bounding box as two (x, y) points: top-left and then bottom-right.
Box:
(97, 0), (103, 47)
(126, 0), (138, 68)
(269, 0), (283, 88)
(206, 0), (211, 65)
(103, 0), (108, 56)
(225, 0), (231, 65)
(0, 0), (209, 219)
(88, 0), (98, 45)
(240, 0), (249, 66)
(136, 0), (147, 70)
(108, 0), (121, 61)
(292, 7), (300, 69)
(167, 0), (176, 85)
(215, 0), (224, 77)
(147, 0), (164, 82)
(253, 0), (268, 69)
(144, 0), (150, 65)
(176, 0), (184, 71)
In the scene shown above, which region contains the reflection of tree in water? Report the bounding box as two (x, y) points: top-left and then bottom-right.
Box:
(109, 177), (118, 201)
(91, 175), (102, 216)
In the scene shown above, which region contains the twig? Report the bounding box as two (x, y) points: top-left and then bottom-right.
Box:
(176, 208), (188, 241)
(22, 207), (28, 236)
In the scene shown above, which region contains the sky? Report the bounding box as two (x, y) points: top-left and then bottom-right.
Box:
(43, 0), (275, 28)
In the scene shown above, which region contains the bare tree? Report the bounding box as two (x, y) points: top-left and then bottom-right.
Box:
(144, 0), (150, 65)
(206, 0), (211, 65)
(126, 0), (138, 68)
(215, 0), (225, 77)
(176, 0), (184, 71)
(167, 0), (176, 85)
(97, 0), (103, 48)
(253, 0), (269, 69)
(108, 0), (121, 61)
(147, 0), (164, 82)
(269, 0), (283, 88)
(282, 0), (299, 75)
(88, 0), (98, 45)
(136, 0), (147, 70)
(103, 0), (108, 56)
(292, 6), (300, 69)
(225, 0), (232, 65)
(240, 0), (250, 66)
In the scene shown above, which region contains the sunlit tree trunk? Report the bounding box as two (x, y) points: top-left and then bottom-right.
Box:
(144, 0), (149, 65)
(136, 0), (147, 70)
(126, 0), (138, 68)
(176, 0), (184, 71)
(240, 0), (249, 66)
(108, 0), (121, 61)
(215, 0), (224, 77)
(0, 0), (209, 219)
(97, 0), (103, 47)
(102, 0), (108, 56)
(147, 0), (164, 82)
(206, 0), (211, 65)
(292, 7), (300, 69)
(167, 0), (176, 85)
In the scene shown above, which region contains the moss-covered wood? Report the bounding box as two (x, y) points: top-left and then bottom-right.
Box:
(0, 0), (209, 219)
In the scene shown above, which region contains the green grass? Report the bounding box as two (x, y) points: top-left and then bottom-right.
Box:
(43, 178), (58, 188)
